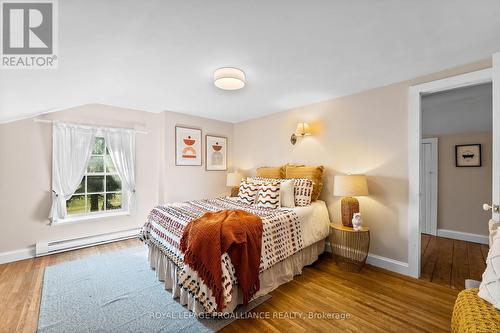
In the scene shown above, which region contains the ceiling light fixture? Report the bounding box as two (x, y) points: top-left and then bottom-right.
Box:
(214, 67), (246, 90)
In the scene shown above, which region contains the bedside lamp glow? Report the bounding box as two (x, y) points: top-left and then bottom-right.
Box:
(333, 175), (369, 227)
(226, 171), (243, 197)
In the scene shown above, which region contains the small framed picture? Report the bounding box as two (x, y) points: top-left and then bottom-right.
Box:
(175, 126), (202, 166)
(205, 135), (227, 171)
(455, 144), (481, 167)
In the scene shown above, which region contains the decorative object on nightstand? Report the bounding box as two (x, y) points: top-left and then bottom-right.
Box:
(226, 171), (243, 197)
(333, 174), (369, 227)
(330, 223), (370, 272)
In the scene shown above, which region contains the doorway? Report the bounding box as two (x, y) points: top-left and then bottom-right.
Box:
(407, 65), (497, 279)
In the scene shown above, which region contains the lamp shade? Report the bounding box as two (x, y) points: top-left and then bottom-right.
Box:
(226, 171), (243, 187)
(214, 67), (246, 90)
(295, 122), (312, 136)
(333, 175), (369, 197)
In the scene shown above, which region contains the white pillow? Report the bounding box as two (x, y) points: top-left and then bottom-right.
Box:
(478, 233), (500, 308)
(489, 219), (500, 247)
(280, 179), (295, 208)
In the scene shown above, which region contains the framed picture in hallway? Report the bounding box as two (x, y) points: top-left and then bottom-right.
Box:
(205, 135), (227, 171)
(175, 126), (202, 166)
(455, 144), (481, 167)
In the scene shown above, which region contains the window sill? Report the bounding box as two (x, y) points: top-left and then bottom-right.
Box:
(53, 210), (131, 225)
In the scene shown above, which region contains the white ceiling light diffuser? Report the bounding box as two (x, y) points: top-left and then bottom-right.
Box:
(214, 67), (246, 90)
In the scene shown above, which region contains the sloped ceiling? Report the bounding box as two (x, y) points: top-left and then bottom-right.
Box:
(1, 0), (500, 123)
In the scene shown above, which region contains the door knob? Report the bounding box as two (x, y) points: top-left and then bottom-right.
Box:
(483, 203), (500, 213)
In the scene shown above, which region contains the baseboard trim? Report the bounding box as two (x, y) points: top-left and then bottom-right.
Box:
(437, 229), (488, 245)
(0, 246), (36, 265)
(0, 228), (141, 265)
(325, 241), (409, 276)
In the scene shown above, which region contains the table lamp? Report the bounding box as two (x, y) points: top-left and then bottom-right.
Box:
(333, 174), (369, 227)
(226, 171), (243, 197)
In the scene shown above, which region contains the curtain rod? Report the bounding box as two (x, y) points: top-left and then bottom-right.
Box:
(33, 118), (148, 134)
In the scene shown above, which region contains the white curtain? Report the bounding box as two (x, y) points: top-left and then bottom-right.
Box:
(103, 128), (136, 212)
(49, 122), (96, 223)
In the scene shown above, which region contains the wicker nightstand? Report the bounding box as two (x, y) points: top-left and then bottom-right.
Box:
(329, 223), (370, 272)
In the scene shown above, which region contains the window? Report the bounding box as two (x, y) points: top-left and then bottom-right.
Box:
(65, 137), (124, 217)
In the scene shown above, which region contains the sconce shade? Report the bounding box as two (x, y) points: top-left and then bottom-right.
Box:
(226, 171), (243, 187)
(295, 122), (312, 136)
(334, 175), (369, 197)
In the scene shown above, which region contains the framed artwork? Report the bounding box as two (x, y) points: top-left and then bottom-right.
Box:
(205, 135), (227, 171)
(455, 144), (481, 167)
(175, 126), (202, 166)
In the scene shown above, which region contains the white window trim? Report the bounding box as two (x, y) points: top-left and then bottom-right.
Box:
(55, 209), (131, 225)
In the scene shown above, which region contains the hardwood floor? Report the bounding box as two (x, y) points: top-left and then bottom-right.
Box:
(0, 239), (458, 333)
(420, 233), (489, 290)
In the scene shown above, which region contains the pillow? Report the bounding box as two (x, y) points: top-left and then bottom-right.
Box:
(237, 179), (259, 205)
(479, 234), (500, 308)
(284, 164), (324, 201)
(279, 179), (295, 208)
(490, 219), (500, 247)
(256, 166), (284, 179)
(248, 176), (311, 207)
(256, 183), (281, 209)
(293, 178), (313, 206)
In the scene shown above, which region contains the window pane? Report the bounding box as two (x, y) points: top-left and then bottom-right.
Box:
(87, 175), (104, 192)
(88, 193), (104, 212)
(66, 195), (87, 214)
(87, 156), (104, 173)
(106, 193), (122, 210)
(105, 155), (116, 173)
(92, 137), (105, 154)
(74, 177), (85, 194)
(106, 175), (121, 192)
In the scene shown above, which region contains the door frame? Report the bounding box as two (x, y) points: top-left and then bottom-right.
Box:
(408, 67), (493, 278)
(421, 137), (438, 236)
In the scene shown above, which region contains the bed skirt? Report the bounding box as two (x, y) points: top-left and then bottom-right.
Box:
(148, 239), (326, 315)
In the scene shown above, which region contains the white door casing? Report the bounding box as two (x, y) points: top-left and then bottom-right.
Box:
(408, 67), (493, 278)
(420, 138), (438, 236)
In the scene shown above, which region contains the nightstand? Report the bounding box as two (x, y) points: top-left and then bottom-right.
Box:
(329, 223), (370, 272)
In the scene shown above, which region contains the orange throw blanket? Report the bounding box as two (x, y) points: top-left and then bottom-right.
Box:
(179, 209), (263, 311)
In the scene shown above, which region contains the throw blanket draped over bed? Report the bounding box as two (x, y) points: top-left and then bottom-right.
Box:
(141, 197), (304, 313)
(180, 209), (263, 311)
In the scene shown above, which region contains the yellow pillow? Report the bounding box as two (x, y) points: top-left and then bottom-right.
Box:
(285, 165), (324, 201)
(256, 166), (284, 179)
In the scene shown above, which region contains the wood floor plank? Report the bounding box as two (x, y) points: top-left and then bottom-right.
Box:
(451, 239), (469, 290)
(480, 243), (490, 262)
(431, 237), (454, 286)
(420, 235), (439, 281)
(0, 239), (458, 333)
(468, 242), (486, 281)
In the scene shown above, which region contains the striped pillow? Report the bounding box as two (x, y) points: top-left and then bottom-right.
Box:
(293, 178), (313, 206)
(256, 183), (281, 209)
(248, 177), (312, 207)
(237, 180), (259, 205)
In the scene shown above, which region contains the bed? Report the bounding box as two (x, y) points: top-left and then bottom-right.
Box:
(141, 195), (330, 315)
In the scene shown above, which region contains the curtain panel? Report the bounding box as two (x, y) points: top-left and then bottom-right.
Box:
(49, 122), (97, 223)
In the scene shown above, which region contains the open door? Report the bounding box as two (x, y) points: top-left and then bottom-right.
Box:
(420, 138), (438, 236)
(488, 53), (500, 222)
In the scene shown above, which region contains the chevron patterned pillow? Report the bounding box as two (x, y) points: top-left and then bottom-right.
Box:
(237, 179), (259, 205)
(248, 177), (312, 207)
(256, 183), (281, 209)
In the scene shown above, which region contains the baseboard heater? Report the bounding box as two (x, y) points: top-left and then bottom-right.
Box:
(35, 227), (141, 257)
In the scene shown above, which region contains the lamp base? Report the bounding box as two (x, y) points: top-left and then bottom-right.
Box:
(341, 196), (359, 227)
(230, 187), (239, 197)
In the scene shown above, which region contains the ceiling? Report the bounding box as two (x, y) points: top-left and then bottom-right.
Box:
(422, 83), (492, 136)
(1, 0), (500, 124)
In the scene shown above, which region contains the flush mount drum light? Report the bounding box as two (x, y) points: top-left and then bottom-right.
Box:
(214, 67), (246, 90)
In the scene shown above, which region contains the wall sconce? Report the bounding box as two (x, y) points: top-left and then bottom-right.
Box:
(290, 122), (312, 145)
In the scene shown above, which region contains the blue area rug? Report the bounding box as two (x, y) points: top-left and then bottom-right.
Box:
(37, 246), (270, 333)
